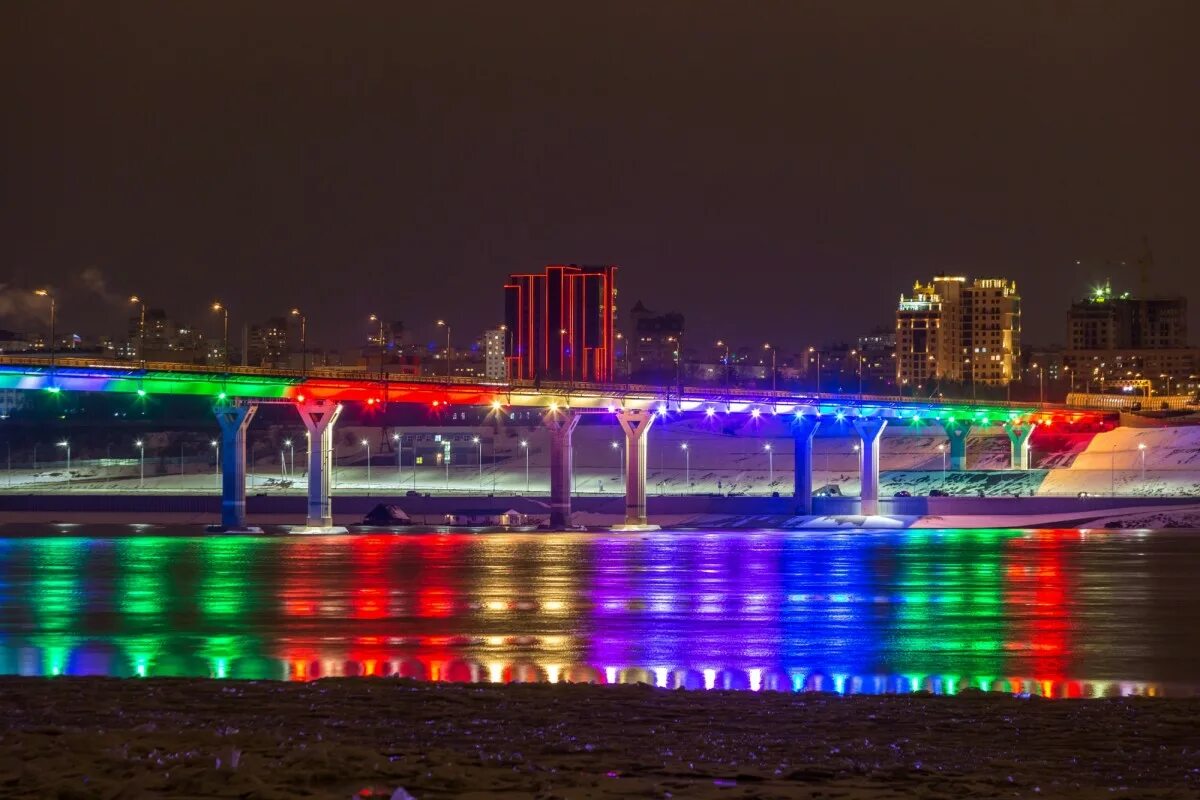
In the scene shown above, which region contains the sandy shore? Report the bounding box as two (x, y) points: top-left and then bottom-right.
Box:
(2, 678), (1199, 798)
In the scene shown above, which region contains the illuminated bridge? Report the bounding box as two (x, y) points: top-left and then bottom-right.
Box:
(0, 356), (1098, 530)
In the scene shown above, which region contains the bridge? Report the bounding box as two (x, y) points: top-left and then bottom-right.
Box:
(0, 356), (1100, 530)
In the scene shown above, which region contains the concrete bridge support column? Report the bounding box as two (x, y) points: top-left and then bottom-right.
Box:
(214, 403), (257, 531)
(792, 415), (821, 515)
(853, 416), (887, 516)
(298, 400), (343, 529)
(940, 420), (971, 471)
(545, 410), (580, 528)
(1003, 420), (1035, 470)
(616, 408), (657, 526)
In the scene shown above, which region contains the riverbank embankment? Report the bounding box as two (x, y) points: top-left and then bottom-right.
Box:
(2, 677), (1199, 798)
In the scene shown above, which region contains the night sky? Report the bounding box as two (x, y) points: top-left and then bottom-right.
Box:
(2, 2), (1197, 352)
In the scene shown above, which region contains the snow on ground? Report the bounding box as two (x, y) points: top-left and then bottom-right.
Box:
(5, 420), (1200, 499)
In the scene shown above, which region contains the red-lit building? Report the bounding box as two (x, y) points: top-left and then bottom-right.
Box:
(504, 264), (617, 382)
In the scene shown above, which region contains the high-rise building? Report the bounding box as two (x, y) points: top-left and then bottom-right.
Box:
(856, 329), (897, 390)
(1064, 282), (1193, 394)
(245, 316), (292, 368)
(483, 327), (506, 381)
(629, 300), (685, 379)
(896, 275), (1021, 388)
(504, 264), (617, 382)
(1067, 281), (1187, 350)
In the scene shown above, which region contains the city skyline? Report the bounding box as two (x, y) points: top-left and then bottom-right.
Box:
(2, 3), (1198, 350)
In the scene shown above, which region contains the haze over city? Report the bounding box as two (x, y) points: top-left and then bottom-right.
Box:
(2, 2), (1198, 351)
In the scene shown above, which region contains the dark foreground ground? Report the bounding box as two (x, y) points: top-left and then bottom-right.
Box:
(2, 678), (1199, 799)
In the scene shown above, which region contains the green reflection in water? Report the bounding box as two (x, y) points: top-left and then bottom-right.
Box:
(890, 529), (1018, 692)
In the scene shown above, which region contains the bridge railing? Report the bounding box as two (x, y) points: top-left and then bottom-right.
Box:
(0, 354), (1081, 414)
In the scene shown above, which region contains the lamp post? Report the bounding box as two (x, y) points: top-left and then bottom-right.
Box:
(436, 320), (452, 378)
(809, 347), (822, 393)
(520, 440), (530, 493)
(764, 442), (773, 488)
(763, 343), (776, 392)
(135, 439), (145, 489)
(1032, 362), (1044, 404)
(129, 295), (147, 366)
(211, 302), (230, 367)
(392, 433), (402, 485)
(284, 438), (294, 477)
(681, 442), (690, 491)
(473, 435), (482, 489)
(57, 440), (70, 489)
(611, 440), (622, 487)
(1110, 444), (1117, 497)
(1064, 365), (1074, 394)
(361, 439), (371, 495)
(938, 443), (947, 485)
(34, 289), (55, 373)
(369, 314), (386, 377)
(716, 340), (731, 387)
(211, 439), (219, 489)
(290, 308), (307, 374)
(1138, 442), (1147, 487)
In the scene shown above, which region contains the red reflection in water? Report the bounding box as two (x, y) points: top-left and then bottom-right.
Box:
(1006, 531), (1071, 683)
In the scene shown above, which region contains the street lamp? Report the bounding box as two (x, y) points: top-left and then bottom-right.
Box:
(764, 442), (773, 488)
(611, 440), (623, 487)
(681, 442), (690, 491)
(473, 435), (482, 489)
(57, 440), (70, 489)
(211, 439), (219, 489)
(284, 438), (295, 477)
(290, 308), (307, 374)
(369, 314), (386, 377)
(937, 443), (946, 485)
(436, 320), (452, 378)
(1138, 442), (1147, 486)
(809, 347), (822, 393)
(763, 344), (776, 392)
(211, 302), (230, 367)
(1032, 362), (1044, 404)
(392, 433), (402, 484)
(135, 439), (145, 489)
(361, 438), (371, 495)
(851, 349), (864, 396)
(1110, 443), (1118, 497)
(129, 295), (147, 366)
(520, 440), (530, 493)
(716, 340), (731, 387)
(34, 289), (56, 373)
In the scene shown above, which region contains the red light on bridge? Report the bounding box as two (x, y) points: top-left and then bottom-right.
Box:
(296, 394), (306, 403)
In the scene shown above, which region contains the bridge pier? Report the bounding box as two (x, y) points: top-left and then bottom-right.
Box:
(1003, 420), (1035, 470)
(853, 417), (887, 516)
(940, 420), (971, 471)
(616, 408), (658, 528)
(212, 403), (258, 532)
(545, 410), (579, 529)
(297, 400), (344, 531)
(792, 415), (821, 515)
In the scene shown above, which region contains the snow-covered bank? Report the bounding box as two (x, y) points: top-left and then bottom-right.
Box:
(5, 420), (1200, 503)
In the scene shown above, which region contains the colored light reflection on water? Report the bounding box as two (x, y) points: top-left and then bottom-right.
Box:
(0, 528), (1197, 696)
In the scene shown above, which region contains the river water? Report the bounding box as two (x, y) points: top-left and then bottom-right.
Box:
(1, 527), (1198, 696)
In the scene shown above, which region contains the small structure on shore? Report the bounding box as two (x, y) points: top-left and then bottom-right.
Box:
(443, 509), (526, 527)
(362, 504), (412, 526)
